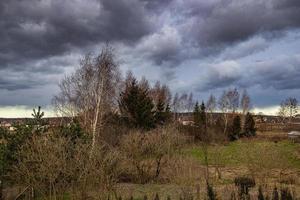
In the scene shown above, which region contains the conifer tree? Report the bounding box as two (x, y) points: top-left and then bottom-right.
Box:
(31, 106), (45, 125)
(230, 115), (241, 141)
(200, 101), (206, 126)
(193, 102), (201, 126)
(154, 97), (171, 125)
(244, 112), (256, 137)
(119, 79), (155, 129)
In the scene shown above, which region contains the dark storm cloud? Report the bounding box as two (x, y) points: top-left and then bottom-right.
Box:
(140, 0), (174, 11)
(132, 0), (300, 66)
(0, 0), (153, 67)
(0, 70), (52, 91)
(183, 0), (300, 47)
(245, 55), (300, 90)
(1, 0), (300, 110)
(193, 55), (300, 93)
(2, 0), (300, 69)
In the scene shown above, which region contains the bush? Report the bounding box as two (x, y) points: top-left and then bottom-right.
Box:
(258, 186), (265, 200)
(234, 176), (255, 199)
(207, 183), (217, 200)
(11, 133), (123, 199)
(119, 126), (185, 183)
(272, 186), (279, 200)
(280, 187), (293, 200)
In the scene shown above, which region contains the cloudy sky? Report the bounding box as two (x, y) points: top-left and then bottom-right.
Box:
(1, 0), (300, 117)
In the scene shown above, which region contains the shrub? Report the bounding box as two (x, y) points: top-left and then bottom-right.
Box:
(258, 186), (265, 200)
(120, 126), (185, 183)
(11, 133), (123, 199)
(207, 183), (217, 200)
(272, 186), (279, 200)
(280, 188), (293, 200)
(234, 176), (255, 199)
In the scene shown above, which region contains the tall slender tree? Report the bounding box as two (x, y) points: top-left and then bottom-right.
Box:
(53, 45), (121, 152)
(206, 94), (216, 125)
(193, 102), (201, 126)
(240, 89), (251, 131)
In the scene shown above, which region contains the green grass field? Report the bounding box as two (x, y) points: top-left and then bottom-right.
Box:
(184, 139), (300, 169)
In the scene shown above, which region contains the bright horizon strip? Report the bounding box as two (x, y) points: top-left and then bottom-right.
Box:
(0, 105), (56, 118)
(0, 105), (280, 118)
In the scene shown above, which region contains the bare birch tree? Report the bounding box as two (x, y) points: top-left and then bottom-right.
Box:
(227, 88), (240, 113)
(172, 93), (180, 120)
(53, 45), (121, 152)
(218, 88), (239, 135)
(206, 94), (216, 125)
(240, 89), (251, 130)
(187, 92), (194, 112)
(179, 93), (188, 112)
(241, 89), (251, 115)
(219, 91), (231, 135)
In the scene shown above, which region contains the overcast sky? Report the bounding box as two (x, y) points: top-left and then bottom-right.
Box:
(1, 0), (300, 117)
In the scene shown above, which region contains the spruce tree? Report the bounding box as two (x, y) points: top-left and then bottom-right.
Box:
(200, 101), (206, 126)
(154, 98), (171, 125)
(230, 115), (241, 141)
(193, 102), (201, 126)
(244, 112), (256, 137)
(119, 79), (155, 129)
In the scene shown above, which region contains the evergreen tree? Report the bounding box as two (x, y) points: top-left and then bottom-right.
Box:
(230, 115), (241, 141)
(244, 112), (256, 137)
(200, 101), (206, 126)
(193, 102), (201, 126)
(119, 79), (155, 129)
(154, 98), (171, 125)
(31, 106), (45, 125)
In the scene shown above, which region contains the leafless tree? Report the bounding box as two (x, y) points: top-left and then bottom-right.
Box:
(218, 88), (239, 135)
(227, 88), (240, 113)
(278, 97), (298, 123)
(219, 91), (231, 135)
(206, 94), (216, 125)
(187, 92), (194, 112)
(172, 93), (180, 119)
(241, 89), (251, 130)
(179, 93), (188, 112)
(151, 81), (172, 109)
(139, 76), (150, 91)
(241, 89), (251, 115)
(52, 45), (121, 153)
